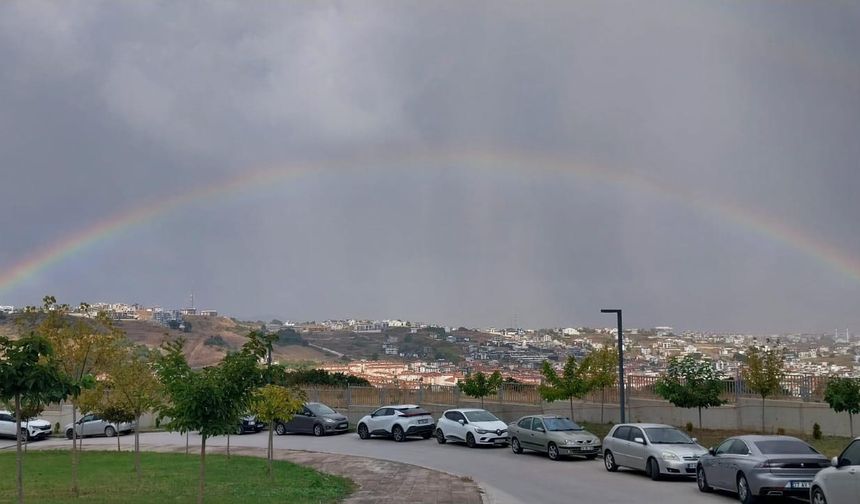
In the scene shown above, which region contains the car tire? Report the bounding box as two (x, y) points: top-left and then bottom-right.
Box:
(20, 429), (31, 442)
(466, 433), (477, 448)
(511, 437), (523, 454)
(547, 442), (560, 461)
(436, 429), (446, 444)
(737, 473), (757, 504)
(696, 465), (712, 492)
(392, 425), (405, 442)
(604, 450), (619, 472)
(811, 487), (827, 504)
(275, 423), (286, 436)
(66, 429), (74, 440)
(313, 424), (324, 437)
(104, 426), (117, 438)
(357, 423), (370, 440)
(647, 457), (661, 481)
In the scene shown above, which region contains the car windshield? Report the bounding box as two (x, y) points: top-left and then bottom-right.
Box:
(543, 418), (582, 431)
(645, 427), (694, 444)
(464, 410), (500, 423)
(755, 440), (820, 455)
(308, 404), (335, 415)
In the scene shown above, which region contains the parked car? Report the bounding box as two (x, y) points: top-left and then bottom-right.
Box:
(274, 402), (349, 437)
(0, 410), (52, 441)
(508, 414), (600, 461)
(65, 413), (135, 439)
(435, 408), (508, 447)
(602, 423), (707, 480)
(696, 435), (830, 503)
(234, 414), (265, 435)
(810, 436), (860, 504)
(356, 404), (435, 442)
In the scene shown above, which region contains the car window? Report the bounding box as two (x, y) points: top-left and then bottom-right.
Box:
(531, 418), (545, 431)
(308, 403), (335, 415)
(0, 413), (12, 422)
(715, 439), (735, 455)
(728, 439), (750, 455)
(81, 414), (94, 422)
(372, 408), (388, 417)
(754, 440), (819, 455)
(444, 411), (459, 421)
(463, 410), (500, 423)
(544, 418), (582, 431)
(628, 427), (644, 441)
(839, 440), (860, 466)
(517, 417), (532, 429)
(644, 427), (694, 444)
(613, 426), (630, 440)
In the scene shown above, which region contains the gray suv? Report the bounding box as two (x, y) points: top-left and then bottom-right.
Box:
(603, 423), (707, 480)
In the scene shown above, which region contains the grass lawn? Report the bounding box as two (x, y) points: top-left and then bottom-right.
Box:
(0, 451), (354, 504)
(580, 421), (851, 458)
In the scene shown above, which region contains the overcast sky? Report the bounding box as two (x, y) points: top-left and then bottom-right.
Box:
(1, 1), (859, 332)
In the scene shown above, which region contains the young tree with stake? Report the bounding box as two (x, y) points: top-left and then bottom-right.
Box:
(458, 370), (503, 408)
(655, 355), (725, 429)
(538, 356), (592, 421)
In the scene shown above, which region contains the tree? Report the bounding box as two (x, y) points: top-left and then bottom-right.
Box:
(458, 371), (503, 408)
(538, 357), (593, 421)
(742, 345), (785, 433)
(582, 348), (618, 424)
(0, 334), (75, 504)
(655, 355), (726, 429)
(824, 377), (860, 437)
(251, 384), (305, 479)
(155, 337), (264, 504)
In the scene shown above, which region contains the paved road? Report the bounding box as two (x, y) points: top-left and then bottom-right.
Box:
(36, 431), (747, 504)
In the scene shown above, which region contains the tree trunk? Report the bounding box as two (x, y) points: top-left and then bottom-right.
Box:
(761, 395), (766, 433)
(134, 415), (141, 482)
(71, 404), (79, 496)
(600, 387), (605, 424)
(267, 421), (274, 480)
(569, 396), (574, 421)
(850, 413), (854, 438)
(15, 394), (24, 504)
(480, 396), (484, 409)
(698, 407), (703, 430)
(226, 434), (230, 459)
(117, 429), (121, 452)
(186, 432), (189, 455)
(198, 436), (206, 504)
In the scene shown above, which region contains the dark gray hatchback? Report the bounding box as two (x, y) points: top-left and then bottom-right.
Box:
(274, 402), (349, 437)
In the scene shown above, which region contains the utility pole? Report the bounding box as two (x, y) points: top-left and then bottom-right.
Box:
(601, 309), (625, 423)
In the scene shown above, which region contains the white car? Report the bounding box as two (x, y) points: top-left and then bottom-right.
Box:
(64, 413), (135, 439)
(810, 437), (860, 504)
(356, 404), (435, 442)
(435, 408), (509, 448)
(0, 410), (53, 441)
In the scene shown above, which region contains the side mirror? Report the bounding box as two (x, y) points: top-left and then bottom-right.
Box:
(708, 447), (716, 456)
(458, 419), (465, 425)
(691, 437), (698, 443)
(831, 456), (839, 467)
(536, 427), (546, 433)
(633, 437), (645, 445)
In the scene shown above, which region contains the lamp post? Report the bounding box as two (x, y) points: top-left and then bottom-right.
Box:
(601, 309), (625, 423)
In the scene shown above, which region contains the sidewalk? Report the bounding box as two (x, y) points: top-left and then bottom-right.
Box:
(30, 442), (485, 504)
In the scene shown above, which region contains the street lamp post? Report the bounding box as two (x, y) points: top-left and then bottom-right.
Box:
(601, 309), (625, 423)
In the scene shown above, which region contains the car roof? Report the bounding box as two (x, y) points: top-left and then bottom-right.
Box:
(531, 414), (575, 419)
(385, 404), (420, 409)
(0, 410), (11, 415)
(614, 423), (673, 429)
(731, 435), (805, 442)
(446, 408), (486, 413)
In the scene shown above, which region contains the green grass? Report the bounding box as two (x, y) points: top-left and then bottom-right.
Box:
(0, 451), (354, 503)
(580, 421), (851, 458)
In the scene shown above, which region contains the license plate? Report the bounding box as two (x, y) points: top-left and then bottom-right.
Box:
(687, 464), (696, 470)
(337, 423), (347, 429)
(790, 481), (810, 489)
(417, 419), (429, 424)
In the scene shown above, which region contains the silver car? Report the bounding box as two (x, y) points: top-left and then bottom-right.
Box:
(64, 413), (135, 439)
(810, 437), (860, 504)
(508, 415), (601, 461)
(603, 423), (707, 479)
(697, 435), (830, 503)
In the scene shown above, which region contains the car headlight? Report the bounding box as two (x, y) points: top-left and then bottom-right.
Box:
(324, 418), (336, 423)
(564, 439), (577, 446)
(661, 451), (680, 461)
(475, 428), (490, 434)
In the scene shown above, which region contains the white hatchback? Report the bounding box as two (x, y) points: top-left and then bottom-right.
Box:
(810, 437), (860, 504)
(357, 404), (435, 442)
(436, 408), (509, 448)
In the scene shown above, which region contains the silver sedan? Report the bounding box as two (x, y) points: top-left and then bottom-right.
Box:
(602, 423), (707, 479)
(697, 435), (830, 503)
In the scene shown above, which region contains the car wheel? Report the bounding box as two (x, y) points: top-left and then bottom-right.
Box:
(604, 450), (618, 472)
(466, 433), (477, 448)
(811, 487), (827, 504)
(104, 426), (117, 438)
(357, 423), (370, 440)
(20, 429), (31, 442)
(275, 423), (286, 436)
(511, 437), (523, 454)
(547, 442), (560, 461)
(646, 458), (661, 481)
(313, 424), (324, 437)
(697, 465), (712, 492)
(436, 429), (447, 444)
(66, 429), (74, 440)
(392, 425), (405, 442)
(737, 473), (757, 504)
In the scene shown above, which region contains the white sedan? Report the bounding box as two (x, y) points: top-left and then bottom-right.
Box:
(811, 437), (860, 504)
(435, 408), (509, 448)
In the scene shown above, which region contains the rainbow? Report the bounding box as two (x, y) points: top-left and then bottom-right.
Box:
(2, 147), (859, 297)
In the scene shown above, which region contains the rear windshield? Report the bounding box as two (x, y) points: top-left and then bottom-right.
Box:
(396, 407), (430, 417)
(755, 440), (820, 455)
(464, 411), (500, 423)
(544, 418), (582, 432)
(645, 428), (694, 444)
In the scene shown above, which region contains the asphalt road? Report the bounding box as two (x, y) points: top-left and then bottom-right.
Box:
(30, 431), (753, 504)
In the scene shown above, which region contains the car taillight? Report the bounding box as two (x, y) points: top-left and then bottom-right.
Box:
(756, 460), (779, 468)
